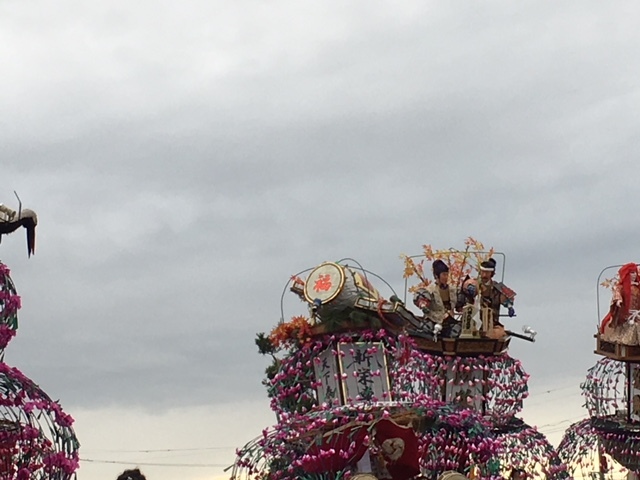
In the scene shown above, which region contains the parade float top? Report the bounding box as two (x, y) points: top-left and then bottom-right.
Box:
(0, 198), (80, 479)
(559, 262), (640, 476)
(277, 238), (534, 357)
(230, 238), (567, 480)
(596, 263), (640, 361)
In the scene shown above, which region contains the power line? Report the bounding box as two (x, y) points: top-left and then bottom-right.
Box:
(537, 414), (586, 429)
(527, 385), (578, 397)
(81, 458), (229, 468)
(527, 394), (582, 408)
(536, 416), (588, 436)
(82, 446), (235, 454)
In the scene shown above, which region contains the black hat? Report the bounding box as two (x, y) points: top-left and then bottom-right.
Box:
(480, 258), (497, 272)
(432, 259), (449, 277)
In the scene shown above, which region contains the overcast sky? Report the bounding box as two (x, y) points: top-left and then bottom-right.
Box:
(2, 1), (640, 479)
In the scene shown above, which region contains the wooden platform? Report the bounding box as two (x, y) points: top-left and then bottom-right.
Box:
(411, 335), (511, 357)
(308, 318), (511, 356)
(594, 334), (640, 361)
(304, 297), (513, 357)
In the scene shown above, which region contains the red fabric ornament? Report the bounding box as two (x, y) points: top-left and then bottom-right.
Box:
(374, 419), (420, 480)
(617, 263), (638, 324)
(301, 426), (368, 474)
(601, 262), (638, 332)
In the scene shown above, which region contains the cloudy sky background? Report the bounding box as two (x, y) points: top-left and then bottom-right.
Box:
(1, 1), (639, 478)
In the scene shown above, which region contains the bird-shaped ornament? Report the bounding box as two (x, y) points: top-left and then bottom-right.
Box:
(0, 203), (37, 257)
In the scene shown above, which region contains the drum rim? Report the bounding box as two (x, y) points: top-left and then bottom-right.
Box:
(303, 261), (346, 305)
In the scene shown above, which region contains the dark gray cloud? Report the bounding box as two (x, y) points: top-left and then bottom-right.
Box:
(0, 0), (638, 446)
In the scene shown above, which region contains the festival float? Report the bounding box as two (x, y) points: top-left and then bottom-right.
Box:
(559, 263), (640, 478)
(229, 238), (567, 480)
(0, 199), (80, 479)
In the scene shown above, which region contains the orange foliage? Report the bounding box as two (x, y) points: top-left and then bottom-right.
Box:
(269, 315), (313, 349)
(401, 237), (496, 292)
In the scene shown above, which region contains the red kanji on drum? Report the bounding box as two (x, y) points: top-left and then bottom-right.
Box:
(314, 274), (332, 292)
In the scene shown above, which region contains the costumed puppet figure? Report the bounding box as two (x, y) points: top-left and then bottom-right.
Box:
(456, 258), (516, 339)
(600, 262), (640, 345)
(413, 260), (460, 337)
